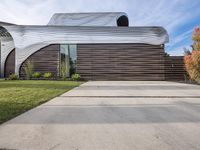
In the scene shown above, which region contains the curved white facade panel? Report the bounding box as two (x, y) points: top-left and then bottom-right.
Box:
(0, 25), (15, 77)
(1, 24), (169, 75)
(0, 40), (15, 77)
(48, 12), (128, 26)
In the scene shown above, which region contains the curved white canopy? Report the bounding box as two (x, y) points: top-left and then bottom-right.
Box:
(48, 12), (129, 26)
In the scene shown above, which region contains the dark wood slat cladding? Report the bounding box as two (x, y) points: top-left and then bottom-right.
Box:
(4, 49), (15, 77)
(165, 56), (186, 81)
(77, 43), (165, 81)
(20, 44), (60, 77)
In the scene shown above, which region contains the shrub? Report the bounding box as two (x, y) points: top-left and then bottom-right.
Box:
(8, 74), (18, 80)
(71, 73), (81, 81)
(32, 72), (41, 78)
(24, 60), (34, 79)
(43, 72), (52, 79)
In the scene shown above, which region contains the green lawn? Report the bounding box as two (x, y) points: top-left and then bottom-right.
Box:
(0, 80), (82, 124)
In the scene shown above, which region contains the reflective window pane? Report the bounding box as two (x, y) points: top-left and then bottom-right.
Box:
(60, 44), (77, 78)
(69, 45), (77, 75)
(60, 45), (70, 77)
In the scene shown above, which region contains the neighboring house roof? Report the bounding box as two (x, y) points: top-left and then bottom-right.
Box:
(0, 26), (11, 37)
(48, 12), (129, 26)
(0, 21), (15, 26)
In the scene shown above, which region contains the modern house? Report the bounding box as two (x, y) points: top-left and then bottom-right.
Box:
(0, 12), (184, 80)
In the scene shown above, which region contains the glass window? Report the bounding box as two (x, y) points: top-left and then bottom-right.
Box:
(69, 45), (77, 75)
(60, 45), (70, 78)
(60, 44), (77, 78)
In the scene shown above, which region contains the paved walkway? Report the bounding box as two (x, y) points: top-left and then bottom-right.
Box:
(0, 81), (200, 150)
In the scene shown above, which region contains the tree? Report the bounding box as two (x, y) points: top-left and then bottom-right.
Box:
(184, 26), (200, 83)
(192, 27), (200, 50)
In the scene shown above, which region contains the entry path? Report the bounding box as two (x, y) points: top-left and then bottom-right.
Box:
(0, 81), (200, 150)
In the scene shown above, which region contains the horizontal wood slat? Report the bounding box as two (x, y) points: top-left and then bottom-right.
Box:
(77, 43), (165, 81)
(20, 44), (60, 77)
(18, 44), (186, 81)
(164, 56), (186, 81)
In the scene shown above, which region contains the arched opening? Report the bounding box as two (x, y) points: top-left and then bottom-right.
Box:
(117, 15), (129, 27)
(19, 44), (60, 78)
(19, 44), (77, 78)
(4, 49), (15, 77)
(0, 26), (15, 77)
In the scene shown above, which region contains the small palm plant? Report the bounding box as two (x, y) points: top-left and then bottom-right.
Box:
(60, 60), (70, 80)
(24, 60), (34, 80)
(60, 62), (67, 80)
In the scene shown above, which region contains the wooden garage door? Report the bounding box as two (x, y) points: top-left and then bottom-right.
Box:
(77, 43), (165, 81)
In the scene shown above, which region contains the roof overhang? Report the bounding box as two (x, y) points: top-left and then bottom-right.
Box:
(2, 25), (169, 50)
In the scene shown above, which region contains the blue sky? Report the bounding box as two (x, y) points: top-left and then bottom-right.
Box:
(0, 0), (199, 55)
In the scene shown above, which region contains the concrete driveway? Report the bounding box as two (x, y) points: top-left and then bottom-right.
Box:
(0, 81), (200, 150)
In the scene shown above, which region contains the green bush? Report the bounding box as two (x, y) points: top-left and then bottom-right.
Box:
(71, 73), (81, 81)
(32, 72), (41, 78)
(8, 74), (18, 80)
(24, 60), (34, 79)
(43, 72), (52, 79)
